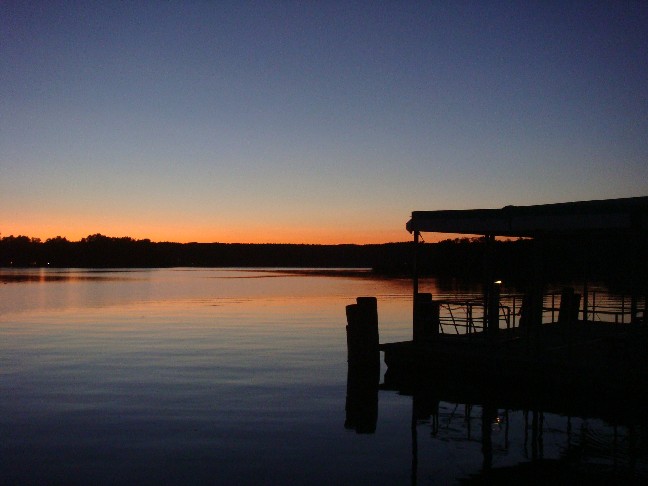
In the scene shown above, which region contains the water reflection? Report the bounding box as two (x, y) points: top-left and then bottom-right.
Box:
(2, 268), (420, 485)
(6, 268), (645, 484)
(345, 358), (379, 434)
(354, 374), (648, 484)
(0, 271), (137, 283)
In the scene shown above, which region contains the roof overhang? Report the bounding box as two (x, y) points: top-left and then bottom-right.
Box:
(406, 196), (648, 238)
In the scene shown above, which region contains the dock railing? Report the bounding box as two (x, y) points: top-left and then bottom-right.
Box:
(587, 291), (645, 324)
(545, 291), (645, 326)
(433, 291), (645, 335)
(436, 295), (519, 335)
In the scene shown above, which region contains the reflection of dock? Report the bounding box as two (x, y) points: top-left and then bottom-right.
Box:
(406, 392), (648, 484)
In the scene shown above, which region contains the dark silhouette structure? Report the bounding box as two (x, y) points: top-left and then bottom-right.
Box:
(344, 197), (648, 483)
(383, 197), (648, 399)
(344, 197), (648, 474)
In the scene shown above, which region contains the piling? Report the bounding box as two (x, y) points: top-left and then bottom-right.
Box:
(345, 297), (379, 433)
(346, 297), (379, 366)
(413, 293), (440, 343)
(558, 287), (581, 326)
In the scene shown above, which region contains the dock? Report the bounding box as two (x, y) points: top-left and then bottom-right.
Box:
(347, 197), (648, 421)
(381, 319), (648, 417)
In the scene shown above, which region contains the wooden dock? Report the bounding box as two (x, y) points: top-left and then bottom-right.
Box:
(381, 322), (648, 413)
(348, 197), (648, 421)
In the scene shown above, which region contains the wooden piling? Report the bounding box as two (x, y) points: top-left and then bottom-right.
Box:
(413, 293), (440, 343)
(558, 287), (581, 325)
(345, 297), (379, 433)
(345, 297), (379, 369)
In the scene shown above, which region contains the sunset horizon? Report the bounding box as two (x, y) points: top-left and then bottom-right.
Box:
(3, 218), (417, 245)
(1, 228), (412, 246)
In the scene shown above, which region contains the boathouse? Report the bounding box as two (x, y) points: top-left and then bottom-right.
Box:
(380, 196), (648, 414)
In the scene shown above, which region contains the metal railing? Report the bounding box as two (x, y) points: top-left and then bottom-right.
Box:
(545, 291), (645, 325)
(436, 296), (519, 335)
(432, 291), (645, 335)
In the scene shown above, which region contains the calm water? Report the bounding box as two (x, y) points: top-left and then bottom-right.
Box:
(1, 268), (646, 484)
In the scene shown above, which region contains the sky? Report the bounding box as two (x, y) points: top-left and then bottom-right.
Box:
(2, 1), (647, 244)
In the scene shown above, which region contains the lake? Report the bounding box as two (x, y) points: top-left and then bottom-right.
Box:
(1, 268), (646, 484)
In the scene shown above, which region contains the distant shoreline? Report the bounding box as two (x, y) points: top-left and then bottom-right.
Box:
(1, 233), (644, 289)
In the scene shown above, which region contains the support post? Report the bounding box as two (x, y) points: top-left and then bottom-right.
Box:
(558, 287), (581, 326)
(583, 280), (588, 326)
(530, 238), (545, 334)
(413, 230), (420, 329)
(558, 287), (580, 355)
(346, 297), (379, 367)
(414, 293), (440, 343)
(488, 281), (500, 337)
(482, 234), (498, 338)
(629, 229), (644, 325)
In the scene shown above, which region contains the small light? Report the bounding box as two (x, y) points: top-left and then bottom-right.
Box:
(494, 280), (502, 285)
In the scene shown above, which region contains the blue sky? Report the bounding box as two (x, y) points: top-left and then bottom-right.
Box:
(2, 1), (647, 243)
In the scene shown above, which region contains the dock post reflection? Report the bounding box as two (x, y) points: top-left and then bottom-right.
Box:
(410, 391), (440, 486)
(481, 403), (496, 472)
(411, 397), (418, 486)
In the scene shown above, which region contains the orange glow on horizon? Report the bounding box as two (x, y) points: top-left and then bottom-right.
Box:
(2, 223), (430, 245)
(3, 213), (458, 245)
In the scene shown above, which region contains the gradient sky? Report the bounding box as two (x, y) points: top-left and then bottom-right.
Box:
(2, 1), (647, 244)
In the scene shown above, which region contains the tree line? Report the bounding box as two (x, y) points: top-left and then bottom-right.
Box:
(0, 234), (410, 270)
(0, 233), (644, 287)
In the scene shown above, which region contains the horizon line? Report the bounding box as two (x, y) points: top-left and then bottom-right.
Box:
(0, 232), (423, 246)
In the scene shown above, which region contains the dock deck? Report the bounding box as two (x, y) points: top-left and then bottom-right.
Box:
(380, 319), (648, 418)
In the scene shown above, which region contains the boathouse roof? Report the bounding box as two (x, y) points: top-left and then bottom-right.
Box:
(406, 196), (648, 237)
